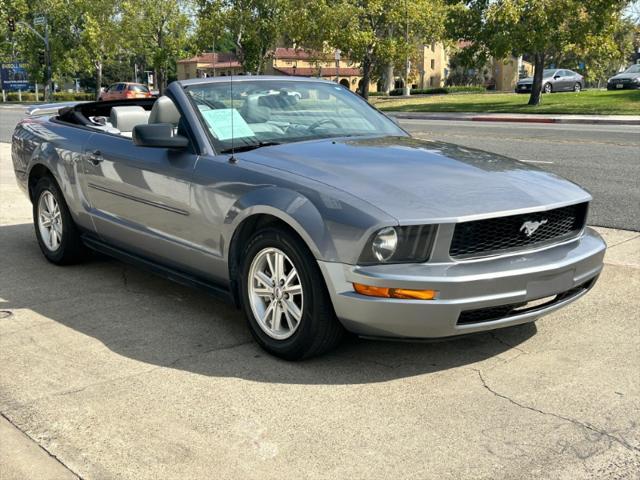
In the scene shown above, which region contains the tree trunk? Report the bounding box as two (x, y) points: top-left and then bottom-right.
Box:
(95, 61), (102, 101)
(383, 62), (394, 94)
(158, 68), (166, 96)
(359, 50), (373, 99)
(528, 52), (546, 106)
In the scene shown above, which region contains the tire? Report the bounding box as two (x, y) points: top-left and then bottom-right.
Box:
(239, 227), (344, 360)
(573, 82), (582, 92)
(32, 176), (87, 265)
(543, 83), (552, 94)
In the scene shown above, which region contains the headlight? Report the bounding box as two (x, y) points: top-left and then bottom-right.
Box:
(359, 225), (437, 264)
(371, 227), (398, 261)
(633, 78), (640, 83)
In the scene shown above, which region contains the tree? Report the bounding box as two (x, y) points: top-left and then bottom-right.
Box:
(75, 0), (121, 99)
(298, 0), (447, 99)
(121, 0), (191, 94)
(222, 0), (293, 74)
(447, 0), (631, 105)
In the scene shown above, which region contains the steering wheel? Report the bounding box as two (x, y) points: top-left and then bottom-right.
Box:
(308, 118), (341, 132)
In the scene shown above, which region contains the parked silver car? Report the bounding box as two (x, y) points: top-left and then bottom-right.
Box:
(607, 64), (640, 90)
(11, 77), (605, 359)
(516, 69), (584, 94)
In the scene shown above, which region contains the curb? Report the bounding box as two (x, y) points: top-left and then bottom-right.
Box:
(389, 112), (640, 126)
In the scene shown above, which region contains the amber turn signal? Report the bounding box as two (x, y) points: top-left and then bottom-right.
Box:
(353, 283), (437, 300)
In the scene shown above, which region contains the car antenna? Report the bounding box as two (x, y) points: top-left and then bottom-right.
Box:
(228, 60), (237, 164)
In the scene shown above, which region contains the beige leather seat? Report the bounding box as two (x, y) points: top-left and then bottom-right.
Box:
(149, 96), (181, 127)
(109, 106), (150, 137)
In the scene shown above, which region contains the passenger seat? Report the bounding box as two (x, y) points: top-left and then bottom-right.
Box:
(109, 106), (151, 137)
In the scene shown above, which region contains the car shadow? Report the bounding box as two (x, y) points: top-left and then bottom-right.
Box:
(1, 223), (536, 385)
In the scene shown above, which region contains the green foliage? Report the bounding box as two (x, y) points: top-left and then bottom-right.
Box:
(447, 0), (632, 105)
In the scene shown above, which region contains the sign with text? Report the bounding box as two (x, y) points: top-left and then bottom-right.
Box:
(1, 62), (32, 91)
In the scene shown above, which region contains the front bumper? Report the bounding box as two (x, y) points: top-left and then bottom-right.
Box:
(516, 83), (532, 93)
(319, 227), (605, 338)
(607, 82), (640, 90)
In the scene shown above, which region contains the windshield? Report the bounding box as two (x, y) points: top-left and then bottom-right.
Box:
(185, 79), (405, 153)
(624, 64), (640, 73)
(543, 69), (558, 77)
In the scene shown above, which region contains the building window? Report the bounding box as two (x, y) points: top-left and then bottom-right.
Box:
(430, 59), (435, 70)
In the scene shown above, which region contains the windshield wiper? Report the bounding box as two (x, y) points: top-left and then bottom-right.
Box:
(219, 141), (282, 154)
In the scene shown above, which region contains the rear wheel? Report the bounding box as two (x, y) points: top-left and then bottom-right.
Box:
(573, 82), (582, 92)
(33, 176), (86, 265)
(239, 227), (344, 360)
(543, 83), (553, 94)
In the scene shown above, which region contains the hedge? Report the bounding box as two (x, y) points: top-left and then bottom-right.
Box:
(3, 92), (95, 102)
(387, 85), (487, 96)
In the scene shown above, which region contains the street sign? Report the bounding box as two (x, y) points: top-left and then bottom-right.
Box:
(34, 15), (46, 26)
(1, 62), (33, 91)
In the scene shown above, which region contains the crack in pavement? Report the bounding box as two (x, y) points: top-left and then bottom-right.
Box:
(0, 411), (83, 480)
(473, 368), (640, 454)
(2, 340), (254, 410)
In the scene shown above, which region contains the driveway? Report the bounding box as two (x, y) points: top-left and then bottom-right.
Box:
(1, 142), (639, 479)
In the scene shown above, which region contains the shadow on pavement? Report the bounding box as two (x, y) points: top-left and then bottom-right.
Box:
(1, 223), (536, 385)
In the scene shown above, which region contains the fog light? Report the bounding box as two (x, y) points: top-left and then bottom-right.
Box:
(353, 283), (438, 300)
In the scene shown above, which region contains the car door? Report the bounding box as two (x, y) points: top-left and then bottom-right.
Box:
(80, 129), (207, 275)
(559, 70), (573, 91)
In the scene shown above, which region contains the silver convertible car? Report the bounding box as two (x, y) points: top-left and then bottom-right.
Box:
(11, 77), (606, 359)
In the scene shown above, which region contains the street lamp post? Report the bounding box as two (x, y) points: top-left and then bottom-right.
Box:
(17, 17), (52, 101)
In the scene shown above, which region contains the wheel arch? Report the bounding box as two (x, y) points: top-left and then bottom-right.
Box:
(224, 188), (339, 307)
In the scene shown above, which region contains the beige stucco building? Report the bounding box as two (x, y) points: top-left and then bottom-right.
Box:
(176, 48), (377, 92)
(416, 42), (449, 88)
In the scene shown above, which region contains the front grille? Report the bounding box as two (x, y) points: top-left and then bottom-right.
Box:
(450, 202), (588, 259)
(457, 278), (596, 325)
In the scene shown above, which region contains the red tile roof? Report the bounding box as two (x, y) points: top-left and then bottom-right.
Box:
(273, 47), (330, 60)
(274, 67), (362, 77)
(178, 52), (241, 68)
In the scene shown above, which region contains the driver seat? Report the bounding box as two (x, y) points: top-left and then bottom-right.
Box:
(149, 96), (181, 128)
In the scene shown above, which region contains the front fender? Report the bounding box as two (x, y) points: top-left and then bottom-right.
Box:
(223, 186), (337, 261)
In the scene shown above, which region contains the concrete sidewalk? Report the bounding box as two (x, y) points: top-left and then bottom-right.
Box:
(1, 142), (639, 479)
(389, 111), (640, 125)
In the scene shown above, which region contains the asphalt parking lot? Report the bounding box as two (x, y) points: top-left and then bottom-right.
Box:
(1, 134), (639, 478)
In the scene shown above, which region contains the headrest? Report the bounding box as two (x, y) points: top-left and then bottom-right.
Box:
(109, 106), (150, 132)
(149, 96), (181, 126)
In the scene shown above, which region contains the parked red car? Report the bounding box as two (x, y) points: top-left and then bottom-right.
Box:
(99, 82), (152, 101)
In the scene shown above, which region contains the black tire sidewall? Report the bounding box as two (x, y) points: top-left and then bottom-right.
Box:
(544, 83), (552, 93)
(32, 176), (82, 264)
(239, 228), (332, 360)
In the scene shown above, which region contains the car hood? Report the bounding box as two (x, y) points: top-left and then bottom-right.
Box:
(609, 72), (640, 80)
(243, 136), (590, 223)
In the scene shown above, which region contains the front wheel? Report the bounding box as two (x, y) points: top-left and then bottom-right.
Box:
(239, 227), (344, 360)
(543, 83), (553, 94)
(573, 82), (582, 92)
(33, 176), (86, 264)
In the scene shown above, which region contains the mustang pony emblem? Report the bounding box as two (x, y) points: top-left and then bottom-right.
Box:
(520, 219), (548, 237)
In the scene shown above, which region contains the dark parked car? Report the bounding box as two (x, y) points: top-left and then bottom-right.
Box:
(516, 69), (584, 94)
(607, 64), (640, 90)
(11, 77), (605, 359)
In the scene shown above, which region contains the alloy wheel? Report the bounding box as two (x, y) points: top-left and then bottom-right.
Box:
(37, 190), (63, 251)
(248, 247), (304, 340)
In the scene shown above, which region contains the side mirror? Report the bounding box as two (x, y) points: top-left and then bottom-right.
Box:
(132, 123), (188, 149)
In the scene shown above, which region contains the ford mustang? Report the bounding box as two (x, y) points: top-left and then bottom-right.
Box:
(11, 77), (606, 359)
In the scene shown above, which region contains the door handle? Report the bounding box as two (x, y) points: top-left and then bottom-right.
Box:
(87, 150), (103, 165)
